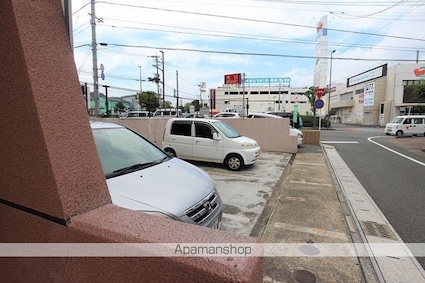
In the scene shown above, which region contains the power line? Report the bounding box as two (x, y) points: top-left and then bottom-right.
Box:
(97, 1), (425, 43)
(98, 20), (425, 53)
(98, 43), (425, 62)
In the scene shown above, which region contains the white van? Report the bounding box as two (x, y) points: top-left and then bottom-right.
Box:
(119, 110), (150, 119)
(162, 118), (261, 171)
(153, 108), (182, 118)
(385, 115), (425, 136)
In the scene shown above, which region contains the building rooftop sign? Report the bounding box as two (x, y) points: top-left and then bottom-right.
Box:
(347, 64), (387, 87)
(244, 77), (291, 87)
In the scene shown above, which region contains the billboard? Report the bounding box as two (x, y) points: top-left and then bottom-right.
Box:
(224, 73), (242, 85)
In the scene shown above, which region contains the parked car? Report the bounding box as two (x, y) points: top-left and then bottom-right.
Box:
(153, 108), (182, 118)
(91, 121), (223, 229)
(247, 112), (303, 145)
(290, 126), (304, 145)
(119, 110), (150, 119)
(183, 113), (209, 118)
(385, 115), (425, 136)
(213, 112), (243, 118)
(162, 118), (261, 171)
(246, 112), (282, 119)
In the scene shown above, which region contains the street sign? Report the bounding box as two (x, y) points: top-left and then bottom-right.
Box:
(314, 99), (324, 109)
(314, 88), (325, 99)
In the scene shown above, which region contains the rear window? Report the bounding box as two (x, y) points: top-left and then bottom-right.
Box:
(171, 121), (192, 136)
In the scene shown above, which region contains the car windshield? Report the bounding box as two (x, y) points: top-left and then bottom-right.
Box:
(212, 121), (240, 138)
(92, 127), (168, 178)
(390, 117), (404, 123)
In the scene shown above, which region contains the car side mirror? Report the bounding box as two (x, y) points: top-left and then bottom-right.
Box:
(212, 132), (221, 140)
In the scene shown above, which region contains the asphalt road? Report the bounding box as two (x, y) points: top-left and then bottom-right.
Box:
(320, 124), (425, 268)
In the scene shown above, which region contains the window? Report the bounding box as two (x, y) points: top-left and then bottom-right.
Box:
(171, 121), (192, 136)
(414, 118), (424, 124)
(195, 122), (214, 139)
(403, 118), (412, 124)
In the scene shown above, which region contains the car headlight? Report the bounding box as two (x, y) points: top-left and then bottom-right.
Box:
(241, 142), (254, 149)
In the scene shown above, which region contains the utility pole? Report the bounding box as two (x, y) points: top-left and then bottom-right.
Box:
(104, 85), (109, 117)
(160, 51), (165, 105)
(90, 0), (100, 116)
(138, 66), (142, 93)
(176, 70), (179, 116)
(327, 50), (336, 129)
(151, 54), (160, 106)
(242, 73), (246, 116)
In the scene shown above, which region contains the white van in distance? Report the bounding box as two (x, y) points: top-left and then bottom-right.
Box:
(153, 108), (182, 118)
(162, 118), (261, 171)
(385, 115), (425, 136)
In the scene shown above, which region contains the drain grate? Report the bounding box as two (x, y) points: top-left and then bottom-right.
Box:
(360, 221), (397, 240)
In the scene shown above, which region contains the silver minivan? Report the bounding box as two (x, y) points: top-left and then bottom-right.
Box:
(91, 121), (222, 228)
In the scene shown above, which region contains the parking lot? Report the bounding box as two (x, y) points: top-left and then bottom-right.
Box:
(192, 152), (292, 236)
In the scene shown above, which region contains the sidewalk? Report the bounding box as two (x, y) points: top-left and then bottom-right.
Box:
(259, 144), (376, 283)
(258, 142), (425, 282)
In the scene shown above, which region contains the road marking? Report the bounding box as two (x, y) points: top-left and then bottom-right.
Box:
(321, 141), (359, 144)
(368, 136), (425, 167)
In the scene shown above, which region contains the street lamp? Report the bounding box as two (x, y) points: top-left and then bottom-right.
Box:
(327, 50), (336, 129)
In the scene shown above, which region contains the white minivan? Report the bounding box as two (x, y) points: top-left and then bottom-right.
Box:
(162, 118), (261, 171)
(385, 115), (425, 136)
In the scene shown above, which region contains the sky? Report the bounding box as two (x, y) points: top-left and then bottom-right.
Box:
(72, 0), (425, 104)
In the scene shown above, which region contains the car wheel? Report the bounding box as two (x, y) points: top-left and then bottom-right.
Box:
(225, 154), (244, 171)
(164, 148), (176, 157)
(396, 130), (403, 137)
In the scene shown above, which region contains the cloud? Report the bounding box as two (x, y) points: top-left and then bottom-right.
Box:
(72, 0), (425, 103)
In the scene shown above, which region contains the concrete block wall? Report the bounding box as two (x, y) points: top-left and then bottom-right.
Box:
(98, 117), (299, 154)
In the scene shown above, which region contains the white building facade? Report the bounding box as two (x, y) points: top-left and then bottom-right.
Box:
(330, 63), (425, 126)
(213, 84), (312, 117)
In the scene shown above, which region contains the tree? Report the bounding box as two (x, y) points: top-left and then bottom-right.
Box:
(114, 102), (125, 113)
(160, 100), (173, 109)
(303, 86), (318, 128)
(412, 79), (425, 99)
(138, 91), (159, 113)
(192, 100), (200, 111)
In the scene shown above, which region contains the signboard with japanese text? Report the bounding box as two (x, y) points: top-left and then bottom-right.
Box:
(314, 88), (325, 99)
(364, 82), (375, 107)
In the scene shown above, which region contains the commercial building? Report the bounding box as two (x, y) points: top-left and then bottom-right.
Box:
(330, 63), (425, 126)
(212, 77), (312, 117)
(211, 63), (425, 127)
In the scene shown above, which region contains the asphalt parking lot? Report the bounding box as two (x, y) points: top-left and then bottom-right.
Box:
(192, 152), (292, 236)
